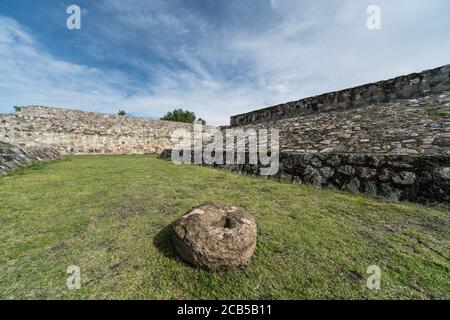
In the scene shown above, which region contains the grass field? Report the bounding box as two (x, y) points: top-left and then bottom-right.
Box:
(0, 155), (449, 299)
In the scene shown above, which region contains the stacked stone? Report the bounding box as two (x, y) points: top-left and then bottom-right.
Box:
(158, 150), (450, 203)
(275, 153), (450, 203)
(0, 141), (61, 175)
(0, 106), (197, 154)
(226, 92), (450, 156)
(231, 64), (450, 126)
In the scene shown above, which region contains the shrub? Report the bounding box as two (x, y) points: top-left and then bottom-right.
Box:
(118, 110), (126, 116)
(161, 108), (206, 124)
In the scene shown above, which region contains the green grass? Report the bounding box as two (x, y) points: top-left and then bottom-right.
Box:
(0, 155), (449, 299)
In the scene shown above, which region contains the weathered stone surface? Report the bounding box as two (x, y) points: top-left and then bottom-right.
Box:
(338, 165), (355, 176)
(0, 106), (200, 155)
(363, 181), (378, 196)
(434, 133), (450, 147)
(319, 167), (334, 178)
(304, 165), (323, 186)
(231, 65), (450, 127)
(392, 171), (417, 185)
(390, 148), (419, 155)
(172, 202), (257, 270)
(358, 167), (377, 179)
(379, 168), (392, 182)
(381, 184), (403, 201)
(438, 167), (450, 179)
(345, 178), (360, 193)
(226, 90), (450, 157)
(0, 141), (61, 175)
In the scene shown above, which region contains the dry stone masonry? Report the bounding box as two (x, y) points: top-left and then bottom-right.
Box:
(230, 93), (450, 156)
(224, 65), (450, 203)
(0, 141), (61, 175)
(231, 65), (450, 126)
(0, 106), (195, 154)
(158, 150), (450, 203)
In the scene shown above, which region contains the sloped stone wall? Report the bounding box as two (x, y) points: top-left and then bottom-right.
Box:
(0, 141), (61, 175)
(0, 106), (195, 154)
(159, 149), (450, 204)
(231, 65), (450, 126)
(226, 92), (450, 156)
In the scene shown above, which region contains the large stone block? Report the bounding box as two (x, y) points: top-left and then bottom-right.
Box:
(172, 202), (257, 270)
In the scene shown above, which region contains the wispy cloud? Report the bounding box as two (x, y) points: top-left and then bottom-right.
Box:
(0, 0), (449, 125)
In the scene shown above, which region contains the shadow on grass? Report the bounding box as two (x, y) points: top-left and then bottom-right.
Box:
(153, 223), (182, 263)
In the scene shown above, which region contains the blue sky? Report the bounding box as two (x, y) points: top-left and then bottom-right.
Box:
(0, 0), (449, 125)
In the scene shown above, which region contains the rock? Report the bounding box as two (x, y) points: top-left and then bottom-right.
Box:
(0, 142), (61, 175)
(400, 85), (416, 98)
(392, 171), (416, 185)
(320, 147), (334, 153)
(434, 133), (450, 147)
(319, 167), (334, 178)
(367, 155), (384, 167)
(381, 184), (402, 201)
(345, 178), (360, 192)
(358, 167), (377, 179)
(423, 148), (440, 156)
(437, 167), (450, 179)
(363, 181), (378, 196)
(304, 165), (323, 187)
(379, 168), (391, 181)
(338, 165), (355, 176)
(347, 154), (366, 165)
(332, 144), (349, 153)
(310, 157), (322, 167)
(326, 155), (341, 166)
(172, 202), (257, 270)
(390, 148), (419, 155)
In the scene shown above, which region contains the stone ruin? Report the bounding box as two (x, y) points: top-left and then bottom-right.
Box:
(172, 202), (257, 270)
(0, 141), (61, 175)
(1, 65), (449, 203)
(0, 106), (196, 154)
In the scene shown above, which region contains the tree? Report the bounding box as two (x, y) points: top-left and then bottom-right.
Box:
(118, 110), (126, 116)
(13, 106), (21, 112)
(160, 108), (199, 124)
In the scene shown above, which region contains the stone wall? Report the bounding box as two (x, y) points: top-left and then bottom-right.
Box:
(226, 92), (450, 156)
(0, 141), (61, 175)
(231, 65), (450, 126)
(275, 153), (450, 203)
(0, 106), (195, 154)
(159, 150), (450, 204)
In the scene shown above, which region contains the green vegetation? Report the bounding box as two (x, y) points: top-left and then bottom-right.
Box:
(13, 106), (21, 112)
(161, 108), (205, 124)
(117, 110), (126, 116)
(0, 155), (448, 299)
(436, 111), (450, 117)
